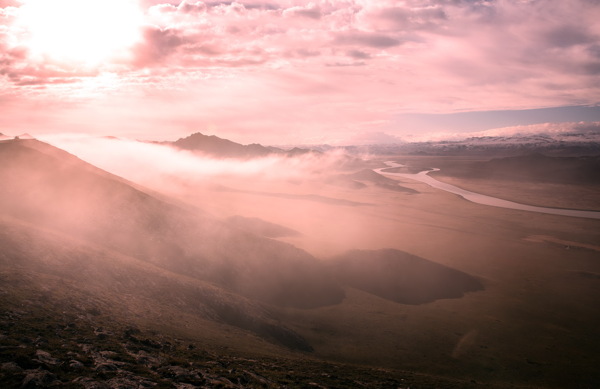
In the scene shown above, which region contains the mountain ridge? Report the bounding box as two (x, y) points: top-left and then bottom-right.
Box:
(168, 132), (316, 159)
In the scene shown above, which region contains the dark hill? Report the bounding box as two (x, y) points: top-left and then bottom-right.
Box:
(331, 249), (483, 305)
(170, 132), (316, 159)
(173, 132), (273, 158)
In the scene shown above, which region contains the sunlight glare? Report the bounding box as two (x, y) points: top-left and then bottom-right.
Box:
(18, 0), (143, 66)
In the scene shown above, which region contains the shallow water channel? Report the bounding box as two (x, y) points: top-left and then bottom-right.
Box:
(375, 161), (600, 220)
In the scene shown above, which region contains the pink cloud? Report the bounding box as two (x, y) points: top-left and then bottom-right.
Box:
(282, 4), (322, 20)
(131, 26), (186, 66)
(0, 0), (598, 143)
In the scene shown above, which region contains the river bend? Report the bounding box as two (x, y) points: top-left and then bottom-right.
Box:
(375, 162), (600, 220)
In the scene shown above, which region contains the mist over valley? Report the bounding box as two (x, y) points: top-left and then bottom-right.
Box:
(1, 133), (599, 388)
(2, 0), (600, 386)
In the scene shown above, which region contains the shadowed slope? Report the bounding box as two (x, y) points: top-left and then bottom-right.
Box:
(0, 139), (344, 309)
(0, 215), (312, 351)
(331, 249), (483, 305)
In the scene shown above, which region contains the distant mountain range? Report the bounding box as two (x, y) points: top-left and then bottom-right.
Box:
(6, 128), (600, 158)
(313, 131), (600, 156)
(161, 129), (600, 161)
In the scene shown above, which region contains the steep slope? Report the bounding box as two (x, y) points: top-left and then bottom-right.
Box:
(0, 139), (344, 309)
(2, 220), (484, 387)
(0, 215), (311, 351)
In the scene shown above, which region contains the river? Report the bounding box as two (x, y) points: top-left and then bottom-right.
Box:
(374, 162), (600, 220)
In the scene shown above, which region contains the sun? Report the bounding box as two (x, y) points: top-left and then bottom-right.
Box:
(18, 0), (143, 66)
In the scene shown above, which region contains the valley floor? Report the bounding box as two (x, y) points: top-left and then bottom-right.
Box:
(195, 155), (600, 388)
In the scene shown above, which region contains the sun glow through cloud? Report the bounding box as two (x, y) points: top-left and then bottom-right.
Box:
(1, 0), (598, 143)
(17, 0), (143, 66)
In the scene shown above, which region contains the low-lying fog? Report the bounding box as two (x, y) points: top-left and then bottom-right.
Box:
(4, 134), (599, 388)
(38, 134), (377, 256)
(40, 134), (347, 186)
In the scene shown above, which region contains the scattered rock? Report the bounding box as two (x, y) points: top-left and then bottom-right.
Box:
(34, 350), (59, 366)
(94, 328), (112, 340)
(123, 326), (141, 339)
(207, 376), (238, 388)
(94, 362), (119, 372)
(106, 374), (157, 388)
(72, 377), (110, 389)
(241, 369), (274, 386)
(69, 360), (85, 370)
(159, 365), (205, 385)
(1, 361), (23, 373)
(33, 337), (48, 347)
(20, 368), (57, 388)
(173, 384), (197, 389)
(132, 350), (163, 367)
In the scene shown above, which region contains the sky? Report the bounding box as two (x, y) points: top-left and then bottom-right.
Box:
(1, 0), (599, 145)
